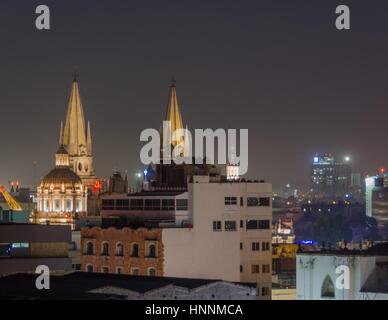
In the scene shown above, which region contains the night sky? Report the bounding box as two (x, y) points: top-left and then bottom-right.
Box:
(1, 0), (388, 192)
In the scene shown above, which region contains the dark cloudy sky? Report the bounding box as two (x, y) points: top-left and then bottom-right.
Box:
(1, 0), (388, 192)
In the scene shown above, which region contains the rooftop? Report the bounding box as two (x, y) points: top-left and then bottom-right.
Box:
(0, 272), (256, 300)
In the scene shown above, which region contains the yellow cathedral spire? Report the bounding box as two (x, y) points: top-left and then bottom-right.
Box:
(62, 75), (88, 156)
(164, 78), (185, 149)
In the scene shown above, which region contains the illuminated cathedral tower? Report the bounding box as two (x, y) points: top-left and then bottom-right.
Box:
(59, 75), (97, 190)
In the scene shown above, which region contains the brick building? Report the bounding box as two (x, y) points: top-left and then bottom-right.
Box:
(81, 227), (163, 276)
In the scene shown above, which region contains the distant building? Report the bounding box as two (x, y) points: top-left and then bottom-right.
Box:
(0, 223), (72, 275)
(296, 243), (388, 300)
(310, 154), (351, 199)
(0, 272), (257, 300)
(365, 173), (388, 227)
(272, 218), (295, 244)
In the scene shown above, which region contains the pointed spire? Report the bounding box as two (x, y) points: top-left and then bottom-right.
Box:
(87, 120), (92, 155)
(163, 78), (184, 148)
(59, 121), (63, 146)
(62, 76), (87, 155)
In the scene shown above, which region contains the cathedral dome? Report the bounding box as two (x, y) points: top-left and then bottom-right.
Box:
(41, 167), (82, 189)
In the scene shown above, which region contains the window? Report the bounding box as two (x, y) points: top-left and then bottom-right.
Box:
(101, 242), (109, 256)
(213, 221), (222, 231)
(176, 199), (188, 210)
(115, 242), (124, 256)
(102, 199), (114, 210)
(224, 197), (237, 205)
(261, 287), (270, 296)
(65, 199), (72, 212)
(147, 244), (156, 258)
(262, 264), (270, 273)
(224, 220), (237, 231)
(11, 243), (29, 249)
(251, 265), (260, 274)
(116, 267), (123, 274)
(262, 242), (270, 251)
(240, 265), (243, 273)
(240, 242), (243, 250)
(101, 266), (109, 273)
(162, 199), (175, 210)
(148, 268), (156, 276)
(116, 199), (129, 210)
(54, 199), (61, 212)
(247, 197), (270, 207)
(144, 199), (161, 210)
(130, 199), (144, 210)
(259, 220), (270, 229)
(86, 242), (94, 255)
(321, 275), (335, 298)
(76, 198), (82, 212)
(131, 268), (140, 275)
(240, 220), (244, 228)
(252, 242), (260, 251)
(240, 197), (244, 207)
(130, 243), (139, 257)
(246, 220), (270, 230)
(86, 264), (93, 273)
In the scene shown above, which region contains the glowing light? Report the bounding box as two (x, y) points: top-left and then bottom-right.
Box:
(344, 156), (350, 162)
(143, 169), (148, 177)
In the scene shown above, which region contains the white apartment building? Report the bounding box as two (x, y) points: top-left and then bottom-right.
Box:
(163, 176), (273, 299)
(296, 244), (388, 300)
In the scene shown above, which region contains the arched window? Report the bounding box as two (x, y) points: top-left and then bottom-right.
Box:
(321, 275), (335, 298)
(130, 243), (139, 257)
(102, 242), (109, 256)
(148, 244), (156, 258)
(86, 242), (94, 255)
(148, 267), (156, 276)
(86, 264), (93, 273)
(116, 242), (124, 256)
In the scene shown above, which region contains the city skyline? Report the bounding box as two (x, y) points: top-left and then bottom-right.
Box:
(1, 0), (388, 191)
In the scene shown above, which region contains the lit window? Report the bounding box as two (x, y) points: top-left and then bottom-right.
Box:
(224, 220), (237, 231)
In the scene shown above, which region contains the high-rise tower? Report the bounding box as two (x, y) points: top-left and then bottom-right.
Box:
(60, 75), (97, 189)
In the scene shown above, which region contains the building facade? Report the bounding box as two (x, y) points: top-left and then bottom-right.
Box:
(81, 227), (163, 276)
(34, 145), (87, 227)
(310, 154), (351, 199)
(296, 244), (388, 300)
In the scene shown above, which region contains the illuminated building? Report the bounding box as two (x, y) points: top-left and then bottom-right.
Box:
(310, 154), (351, 199)
(34, 144), (87, 227)
(365, 173), (388, 227)
(272, 218), (295, 244)
(60, 75), (97, 190)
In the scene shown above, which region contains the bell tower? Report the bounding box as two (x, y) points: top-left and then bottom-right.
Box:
(60, 74), (97, 189)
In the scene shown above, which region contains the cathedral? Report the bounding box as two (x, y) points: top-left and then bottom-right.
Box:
(34, 76), (97, 227)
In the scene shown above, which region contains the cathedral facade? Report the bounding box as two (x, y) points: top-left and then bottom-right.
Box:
(34, 76), (97, 227)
